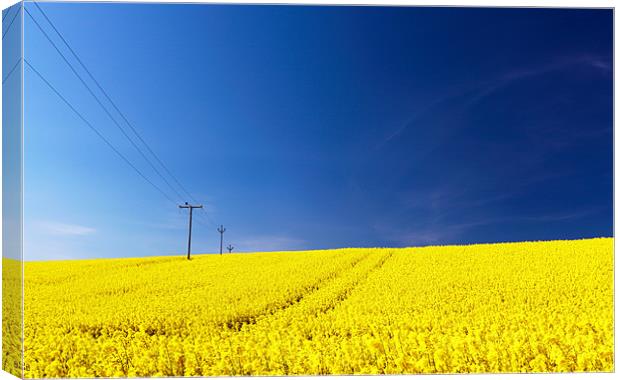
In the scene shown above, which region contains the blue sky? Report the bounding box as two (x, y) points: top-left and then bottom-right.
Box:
(19, 3), (612, 260)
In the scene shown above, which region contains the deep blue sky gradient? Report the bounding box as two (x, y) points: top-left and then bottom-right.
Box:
(22, 3), (613, 260)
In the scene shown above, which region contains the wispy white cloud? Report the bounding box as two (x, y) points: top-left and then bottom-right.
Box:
(37, 221), (96, 236)
(581, 54), (611, 72)
(378, 219), (491, 247)
(233, 236), (306, 253)
(382, 207), (601, 248)
(378, 54), (612, 149)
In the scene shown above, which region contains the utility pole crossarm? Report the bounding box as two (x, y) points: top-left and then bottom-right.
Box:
(179, 204), (202, 209)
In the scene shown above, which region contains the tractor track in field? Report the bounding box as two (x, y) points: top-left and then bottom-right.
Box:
(221, 251), (394, 332)
(314, 251), (394, 316)
(220, 252), (373, 331)
(64, 253), (378, 339)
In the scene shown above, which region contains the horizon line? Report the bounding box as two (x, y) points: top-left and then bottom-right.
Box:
(10, 236), (614, 263)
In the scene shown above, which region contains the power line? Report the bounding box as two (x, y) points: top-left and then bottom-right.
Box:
(25, 58), (177, 205)
(29, 4), (218, 229)
(2, 57), (21, 84)
(2, 7), (11, 22)
(199, 208), (216, 226)
(194, 211), (215, 228)
(27, 5), (219, 231)
(25, 7), (185, 203)
(2, 5), (20, 39)
(32, 2), (205, 207)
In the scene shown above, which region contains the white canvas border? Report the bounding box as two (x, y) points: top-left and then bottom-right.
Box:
(0, 1), (616, 379)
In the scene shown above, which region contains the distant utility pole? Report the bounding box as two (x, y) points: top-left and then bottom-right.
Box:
(227, 244), (234, 253)
(179, 202), (203, 260)
(217, 225), (226, 255)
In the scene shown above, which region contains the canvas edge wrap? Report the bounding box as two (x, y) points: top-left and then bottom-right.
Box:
(2, 1), (24, 378)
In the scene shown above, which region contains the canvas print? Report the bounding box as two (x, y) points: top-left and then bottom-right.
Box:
(1, 1), (614, 378)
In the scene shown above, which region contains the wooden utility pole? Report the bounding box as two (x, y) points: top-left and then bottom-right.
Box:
(227, 244), (234, 253)
(179, 202), (203, 259)
(217, 225), (226, 255)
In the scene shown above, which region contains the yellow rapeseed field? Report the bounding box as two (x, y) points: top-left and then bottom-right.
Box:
(4, 238), (614, 377)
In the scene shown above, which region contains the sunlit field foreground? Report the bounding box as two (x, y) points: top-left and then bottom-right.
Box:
(16, 238), (614, 377)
